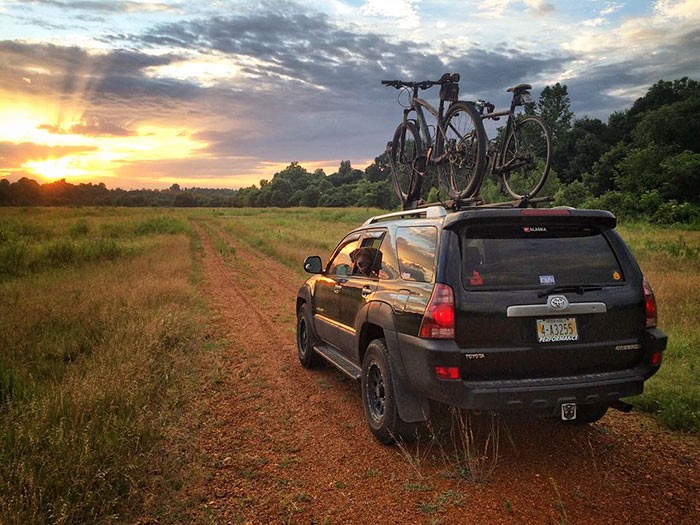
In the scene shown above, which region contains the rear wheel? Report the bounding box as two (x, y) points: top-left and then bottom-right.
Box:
(436, 101), (487, 200)
(389, 121), (423, 209)
(296, 303), (320, 368)
(361, 339), (416, 444)
(500, 115), (551, 199)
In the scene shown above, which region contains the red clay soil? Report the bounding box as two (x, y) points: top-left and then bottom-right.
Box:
(187, 224), (699, 524)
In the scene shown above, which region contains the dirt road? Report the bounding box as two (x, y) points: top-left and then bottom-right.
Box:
(189, 223), (699, 524)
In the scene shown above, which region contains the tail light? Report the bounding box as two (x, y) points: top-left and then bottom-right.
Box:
(419, 283), (455, 339)
(643, 277), (658, 328)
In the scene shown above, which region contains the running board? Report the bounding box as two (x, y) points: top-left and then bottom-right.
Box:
(313, 344), (362, 381)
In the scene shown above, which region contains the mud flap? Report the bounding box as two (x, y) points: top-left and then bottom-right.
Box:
(385, 329), (430, 423)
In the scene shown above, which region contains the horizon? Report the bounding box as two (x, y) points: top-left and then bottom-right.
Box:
(1, 0), (699, 190)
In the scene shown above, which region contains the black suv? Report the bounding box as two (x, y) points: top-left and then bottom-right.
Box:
(296, 206), (667, 443)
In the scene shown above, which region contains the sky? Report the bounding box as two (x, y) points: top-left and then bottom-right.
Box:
(1, 0), (699, 190)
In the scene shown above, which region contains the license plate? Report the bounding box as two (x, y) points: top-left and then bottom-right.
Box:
(537, 317), (578, 342)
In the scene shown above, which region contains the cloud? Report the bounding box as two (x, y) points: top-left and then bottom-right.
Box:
(0, 141), (97, 168)
(478, 0), (554, 18)
(37, 115), (135, 137)
(360, 0), (422, 29)
(18, 0), (176, 14)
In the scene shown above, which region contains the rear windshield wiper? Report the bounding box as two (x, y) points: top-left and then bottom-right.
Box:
(537, 284), (604, 298)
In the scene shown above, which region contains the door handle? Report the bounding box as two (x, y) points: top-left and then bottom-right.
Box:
(334, 284), (343, 294)
(361, 286), (372, 298)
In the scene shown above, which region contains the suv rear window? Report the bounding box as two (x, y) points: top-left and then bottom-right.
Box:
(396, 226), (437, 283)
(460, 224), (624, 289)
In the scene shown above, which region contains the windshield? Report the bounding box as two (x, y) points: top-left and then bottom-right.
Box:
(460, 224), (624, 289)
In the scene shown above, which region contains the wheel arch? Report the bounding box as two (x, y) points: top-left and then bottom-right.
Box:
(360, 301), (430, 423)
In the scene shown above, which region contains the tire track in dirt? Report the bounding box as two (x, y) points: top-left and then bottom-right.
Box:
(191, 223), (419, 524)
(189, 220), (700, 525)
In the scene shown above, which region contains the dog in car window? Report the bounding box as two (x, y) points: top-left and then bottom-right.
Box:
(350, 247), (382, 277)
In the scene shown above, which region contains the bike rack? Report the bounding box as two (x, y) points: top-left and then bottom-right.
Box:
(412, 195), (554, 212)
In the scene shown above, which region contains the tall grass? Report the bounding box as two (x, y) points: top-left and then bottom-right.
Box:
(618, 223), (700, 432)
(0, 207), (207, 523)
(190, 207), (384, 272)
(0, 208), (189, 280)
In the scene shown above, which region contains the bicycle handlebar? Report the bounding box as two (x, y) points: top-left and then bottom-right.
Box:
(381, 72), (460, 90)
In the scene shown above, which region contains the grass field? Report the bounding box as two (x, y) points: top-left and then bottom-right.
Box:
(0, 206), (697, 523)
(0, 207), (210, 524)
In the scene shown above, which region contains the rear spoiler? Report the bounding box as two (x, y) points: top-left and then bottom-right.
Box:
(442, 208), (617, 230)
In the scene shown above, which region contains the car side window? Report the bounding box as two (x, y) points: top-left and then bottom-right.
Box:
(328, 239), (359, 277)
(396, 226), (438, 283)
(351, 234), (385, 279)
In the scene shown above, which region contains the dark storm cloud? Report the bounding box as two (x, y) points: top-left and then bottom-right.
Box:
(0, 40), (202, 108)
(100, 1), (573, 164)
(555, 26), (700, 120)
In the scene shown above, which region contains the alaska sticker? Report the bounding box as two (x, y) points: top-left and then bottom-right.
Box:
(540, 275), (556, 285)
(524, 226), (547, 233)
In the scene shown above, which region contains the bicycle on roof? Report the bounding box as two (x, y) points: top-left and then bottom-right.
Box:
(382, 76), (552, 209)
(472, 84), (552, 201)
(382, 73), (486, 210)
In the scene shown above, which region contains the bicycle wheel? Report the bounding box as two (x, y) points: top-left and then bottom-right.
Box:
(500, 114), (551, 199)
(389, 121), (423, 209)
(436, 101), (486, 200)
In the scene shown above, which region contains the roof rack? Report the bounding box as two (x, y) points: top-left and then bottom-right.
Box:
(362, 205), (447, 225)
(362, 196), (555, 226)
(439, 195), (554, 210)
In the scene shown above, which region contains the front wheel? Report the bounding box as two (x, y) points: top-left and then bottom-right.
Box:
(436, 101), (487, 200)
(500, 115), (551, 199)
(297, 303), (320, 368)
(361, 339), (416, 444)
(389, 121), (423, 209)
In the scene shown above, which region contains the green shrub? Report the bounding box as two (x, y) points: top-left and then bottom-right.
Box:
(69, 219), (90, 237)
(652, 200), (700, 225)
(134, 215), (189, 235)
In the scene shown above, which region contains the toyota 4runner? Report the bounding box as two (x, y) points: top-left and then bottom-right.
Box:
(296, 205), (667, 443)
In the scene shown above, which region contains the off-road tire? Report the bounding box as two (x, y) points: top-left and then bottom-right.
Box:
(297, 303), (320, 368)
(361, 338), (417, 444)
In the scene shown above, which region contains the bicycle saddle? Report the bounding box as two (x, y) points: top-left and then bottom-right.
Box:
(507, 83), (532, 94)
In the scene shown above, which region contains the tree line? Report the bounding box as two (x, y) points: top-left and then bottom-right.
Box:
(1, 77), (698, 224)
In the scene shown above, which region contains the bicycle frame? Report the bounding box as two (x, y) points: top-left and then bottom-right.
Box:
(479, 87), (534, 175)
(480, 105), (516, 175)
(402, 88), (449, 166)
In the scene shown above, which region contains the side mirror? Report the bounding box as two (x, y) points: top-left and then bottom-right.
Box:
(303, 256), (323, 274)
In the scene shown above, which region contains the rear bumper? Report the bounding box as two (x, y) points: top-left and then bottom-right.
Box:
(441, 371), (647, 413)
(396, 327), (667, 414)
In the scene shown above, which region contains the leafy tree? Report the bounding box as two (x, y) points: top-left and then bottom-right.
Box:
(9, 178), (42, 205)
(632, 96), (700, 153)
(537, 83), (574, 144)
(173, 191), (199, 207)
(0, 179), (10, 205)
(558, 118), (613, 184)
(534, 83), (574, 181)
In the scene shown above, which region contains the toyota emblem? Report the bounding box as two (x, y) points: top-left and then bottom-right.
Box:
(549, 295), (569, 310)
